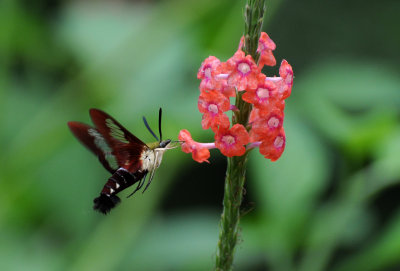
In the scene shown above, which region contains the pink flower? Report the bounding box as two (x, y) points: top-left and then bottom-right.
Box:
(179, 130), (211, 163)
(200, 80), (236, 98)
(249, 109), (284, 142)
(258, 32), (276, 51)
(259, 128), (286, 161)
(277, 59), (293, 99)
(198, 56), (221, 90)
(198, 90), (230, 132)
(257, 32), (276, 68)
(248, 99), (285, 121)
(215, 124), (250, 157)
(221, 50), (260, 91)
(242, 77), (278, 109)
(266, 60), (293, 100)
(219, 80), (236, 98)
(249, 107), (263, 123)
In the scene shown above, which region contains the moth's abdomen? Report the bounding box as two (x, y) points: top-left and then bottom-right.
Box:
(93, 194), (121, 215)
(102, 168), (137, 195)
(93, 168), (146, 214)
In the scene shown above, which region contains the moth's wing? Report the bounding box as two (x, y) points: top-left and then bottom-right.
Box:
(89, 108), (148, 172)
(67, 122), (118, 173)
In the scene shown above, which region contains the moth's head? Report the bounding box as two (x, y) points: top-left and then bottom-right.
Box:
(156, 139), (181, 150)
(159, 139), (171, 148)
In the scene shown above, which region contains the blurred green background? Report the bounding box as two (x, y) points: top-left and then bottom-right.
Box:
(1, 0), (400, 270)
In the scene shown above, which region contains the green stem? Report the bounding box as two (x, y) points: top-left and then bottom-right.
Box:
(215, 1), (265, 270)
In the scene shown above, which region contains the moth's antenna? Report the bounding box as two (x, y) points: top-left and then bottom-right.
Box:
(158, 108), (162, 142)
(143, 116), (159, 141)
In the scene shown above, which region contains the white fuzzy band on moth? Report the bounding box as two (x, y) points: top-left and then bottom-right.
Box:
(140, 149), (155, 171)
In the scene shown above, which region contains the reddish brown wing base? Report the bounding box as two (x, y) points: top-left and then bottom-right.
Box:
(68, 109), (150, 214)
(88, 109), (147, 173)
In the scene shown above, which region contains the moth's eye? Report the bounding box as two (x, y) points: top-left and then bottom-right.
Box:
(160, 139), (171, 148)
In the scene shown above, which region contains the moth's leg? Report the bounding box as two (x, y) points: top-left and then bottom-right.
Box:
(127, 173), (147, 198)
(142, 170), (156, 193)
(145, 150), (160, 193)
(136, 173), (147, 190)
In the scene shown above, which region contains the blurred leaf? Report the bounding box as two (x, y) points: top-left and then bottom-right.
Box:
(295, 60), (400, 160)
(122, 212), (219, 271)
(298, 199), (373, 271)
(333, 210), (400, 271)
(249, 110), (330, 270)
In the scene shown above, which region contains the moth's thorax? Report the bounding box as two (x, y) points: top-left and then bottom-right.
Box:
(146, 141), (160, 150)
(140, 141), (172, 171)
(146, 139), (171, 150)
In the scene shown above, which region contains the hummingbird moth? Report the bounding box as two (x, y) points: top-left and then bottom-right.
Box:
(68, 108), (177, 214)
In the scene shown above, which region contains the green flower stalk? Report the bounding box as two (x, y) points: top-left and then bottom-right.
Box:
(178, 0), (293, 270)
(215, 1), (266, 270)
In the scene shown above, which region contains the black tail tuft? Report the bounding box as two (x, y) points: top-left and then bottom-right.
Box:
(93, 194), (121, 214)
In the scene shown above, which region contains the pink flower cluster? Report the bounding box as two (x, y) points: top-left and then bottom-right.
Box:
(179, 32), (293, 163)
